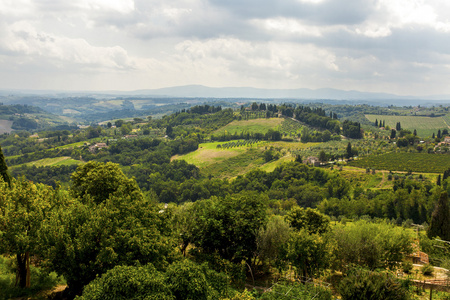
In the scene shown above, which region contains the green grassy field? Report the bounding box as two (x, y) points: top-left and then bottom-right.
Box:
(11, 157), (81, 169)
(0, 119), (13, 134)
(365, 114), (449, 137)
(349, 152), (450, 173)
(172, 141), (251, 168)
(173, 140), (322, 178)
(212, 118), (283, 136)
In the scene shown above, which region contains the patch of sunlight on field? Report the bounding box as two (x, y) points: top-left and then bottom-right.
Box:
(13, 157), (81, 168)
(172, 141), (248, 168)
(213, 118), (283, 136)
(57, 141), (86, 149)
(268, 141), (320, 151)
(258, 154), (293, 173)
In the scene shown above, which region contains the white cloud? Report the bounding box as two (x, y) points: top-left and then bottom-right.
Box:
(0, 21), (135, 70)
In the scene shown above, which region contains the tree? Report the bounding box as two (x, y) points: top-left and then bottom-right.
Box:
(375, 119), (378, 127)
(70, 161), (141, 204)
(166, 260), (229, 300)
(427, 192), (450, 240)
(437, 174), (441, 186)
(40, 162), (176, 296)
(346, 142), (352, 159)
(120, 123), (132, 135)
(332, 221), (412, 272)
(188, 191), (268, 264)
(78, 264), (173, 300)
(390, 129), (396, 139)
(114, 119), (124, 127)
(279, 229), (330, 278)
(0, 179), (60, 288)
(0, 145), (11, 186)
(285, 207), (330, 235)
(318, 150), (327, 163)
(166, 125), (174, 138)
(256, 216), (291, 267)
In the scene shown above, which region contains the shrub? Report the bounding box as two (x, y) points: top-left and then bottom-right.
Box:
(421, 264), (434, 276)
(338, 268), (410, 300)
(401, 260), (413, 274)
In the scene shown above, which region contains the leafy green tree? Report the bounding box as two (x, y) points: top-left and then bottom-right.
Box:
(427, 191), (450, 240)
(256, 215), (291, 267)
(279, 229), (330, 278)
(338, 268), (410, 300)
(189, 191), (268, 264)
(166, 260), (229, 300)
(70, 161), (141, 204)
(0, 179), (61, 288)
(114, 119), (124, 127)
(332, 221), (412, 272)
(0, 145), (11, 186)
(120, 123), (132, 135)
(78, 264), (174, 300)
(40, 162), (176, 296)
(285, 207), (330, 235)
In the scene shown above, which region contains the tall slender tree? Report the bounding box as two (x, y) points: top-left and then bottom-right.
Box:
(427, 192), (450, 241)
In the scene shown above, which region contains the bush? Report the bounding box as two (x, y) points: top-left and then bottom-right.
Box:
(421, 264), (434, 276)
(78, 264), (173, 300)
(401, 260), (413, 274)
(338, 268), (410, 300)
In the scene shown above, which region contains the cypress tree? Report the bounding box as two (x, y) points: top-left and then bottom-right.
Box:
(427, 192), (450, 240)
(0, 145), (10, 187)
(437, 174), (441, 186)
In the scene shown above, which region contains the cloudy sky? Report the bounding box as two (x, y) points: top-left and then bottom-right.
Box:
(1, 0), (450, 96)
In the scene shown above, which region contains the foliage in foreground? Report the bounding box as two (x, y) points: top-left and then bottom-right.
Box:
(337, 268), (410, 300)
(77, 260), (231, 300)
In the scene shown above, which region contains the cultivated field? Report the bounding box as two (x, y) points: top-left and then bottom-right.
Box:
(212, 118), (283, 136)
(364, 114), (449, 137)
(349, 152), (450, 173)
(11, 156), (81, 168)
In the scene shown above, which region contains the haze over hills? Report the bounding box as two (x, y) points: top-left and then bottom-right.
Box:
(2, 85), (450, 105)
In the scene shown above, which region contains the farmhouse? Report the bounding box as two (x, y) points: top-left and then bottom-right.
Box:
(89, 142), (108, 153)
(303, 156), (321, 167)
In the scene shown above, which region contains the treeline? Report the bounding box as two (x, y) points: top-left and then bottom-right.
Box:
(342, 120), (362, 139)
(293, 106), (341, 134)
(11, 164), (78, 188)
(211, 129), (282, 142)
(0, 103), (45, 115)
(181, 104), (222, 114)
(154, 108), (236, 137)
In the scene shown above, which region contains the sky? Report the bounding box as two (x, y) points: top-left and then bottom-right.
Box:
(1, 0), (450, 96)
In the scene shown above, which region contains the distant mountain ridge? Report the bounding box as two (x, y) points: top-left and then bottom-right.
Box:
(2, 85), (450, 103)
